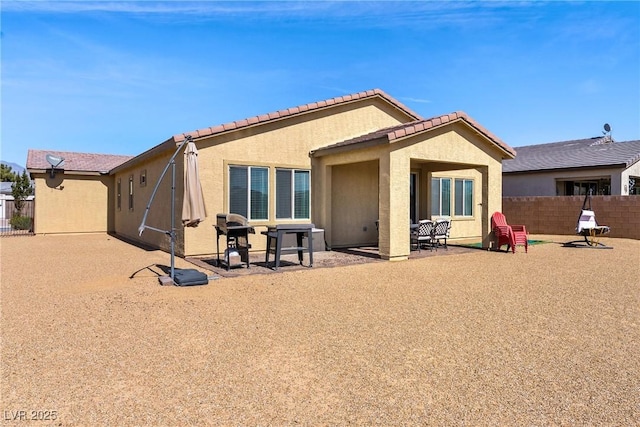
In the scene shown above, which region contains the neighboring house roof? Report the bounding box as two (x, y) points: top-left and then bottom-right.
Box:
(310, 111), (516, 159)
(26, 150), (133, 175)
(172, 88), (423, 143)
(503, 138), (640, 173)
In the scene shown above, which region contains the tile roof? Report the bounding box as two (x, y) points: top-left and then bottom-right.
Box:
(26, 149), (133, 174)
(172, 88), (423, 143)
(502, 138), (640, 173)
(310, 111), (516, 158)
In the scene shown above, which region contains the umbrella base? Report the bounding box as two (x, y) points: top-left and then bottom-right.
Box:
(158, 269), (209, 286)
(158, 275), (175, 286)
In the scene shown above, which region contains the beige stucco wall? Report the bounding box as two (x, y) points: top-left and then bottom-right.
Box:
(430, 168), (484, 238)
(111, 102), (507, 259)
(113, 150), (180, 254)
(330, 160), (379, 247)
(386, 124), (504, 258)
(312, 122), (506, 260)
(32, 173), (114, 234)
(114, 98), (413, 256)
(311, 140), (385, 249)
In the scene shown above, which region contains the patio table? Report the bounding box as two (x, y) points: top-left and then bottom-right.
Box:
(262, 224), (315, 270)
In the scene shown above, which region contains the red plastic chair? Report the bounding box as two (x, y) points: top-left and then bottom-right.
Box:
(491, 212), (528, 253)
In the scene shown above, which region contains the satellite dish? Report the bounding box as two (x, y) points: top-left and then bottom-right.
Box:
(45, 154), (65, 178)
(603, 123), (611, 133)
(46, 154), (65, 168)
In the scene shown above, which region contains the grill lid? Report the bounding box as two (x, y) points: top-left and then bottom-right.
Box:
(216, 213), (251, 233)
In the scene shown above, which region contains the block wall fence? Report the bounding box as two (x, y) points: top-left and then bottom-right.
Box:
(502, 196), (640, 240)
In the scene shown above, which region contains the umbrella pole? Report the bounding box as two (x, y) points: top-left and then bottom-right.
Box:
(170, 157), (176, 281)
(138, 136), (190, 237)
(136, 135), (192, 285)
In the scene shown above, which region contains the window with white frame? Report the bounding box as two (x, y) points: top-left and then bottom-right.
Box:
(276, 168), (310, 219)
(454, 178), (473, 216)
(431, 177), (451, 217)
(229, 165), (268, 220)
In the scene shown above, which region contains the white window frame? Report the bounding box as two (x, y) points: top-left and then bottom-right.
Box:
(228, 165), (269, 221)
(454, 178), (474, 217)
(431, 177), (451, 217)
(276, 168), (310, 220)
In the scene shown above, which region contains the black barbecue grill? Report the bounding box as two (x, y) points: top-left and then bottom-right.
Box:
(215, 213), (254, 270)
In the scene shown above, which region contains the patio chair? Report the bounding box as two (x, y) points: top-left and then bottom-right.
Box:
(433, 218), (451, 250)
(411, 219), (435, 251)
(491, 212), (528, 253)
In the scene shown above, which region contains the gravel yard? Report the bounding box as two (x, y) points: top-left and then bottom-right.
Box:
(1, 233), (638, 426)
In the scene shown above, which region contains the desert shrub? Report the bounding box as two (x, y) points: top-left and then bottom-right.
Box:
(9, 215), (32, 231)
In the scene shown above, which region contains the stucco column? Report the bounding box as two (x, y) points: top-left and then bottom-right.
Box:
(378, 155), (391, 258)
(479, 166), (491, 248)
(310, 158), (331, 245)
(379, 151), (411, 260)
(483, 164), (503, 249)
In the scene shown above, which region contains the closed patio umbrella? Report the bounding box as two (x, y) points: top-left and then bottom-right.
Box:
(138, 136), (210, 285)
(182, 141), (207, 227)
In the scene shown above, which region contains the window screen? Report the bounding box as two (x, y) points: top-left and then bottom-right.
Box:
(431, 177), (451, 217)
(229, 166), (268, 220)
(276, 169), (310, 219)
(454, 179), (473, 216)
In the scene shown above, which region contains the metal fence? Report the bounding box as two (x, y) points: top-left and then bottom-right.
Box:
(0, 199), (35, 236)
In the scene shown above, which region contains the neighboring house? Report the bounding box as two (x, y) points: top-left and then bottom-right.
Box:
(26, 151), (133, 233)
(502, 137), (640, 197)
(28, 89), (515, 261)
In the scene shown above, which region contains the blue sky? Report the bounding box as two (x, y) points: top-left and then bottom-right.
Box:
(2, 1), (639, 166)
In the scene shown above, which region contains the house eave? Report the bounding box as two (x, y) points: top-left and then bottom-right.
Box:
(503, 163), (628, 175)
(389, 117), (516, 160)
(109, 138), (178, 175)
(310, 137), (389, 158)
(310, 116), (516, 160)
(27, 168), (104, 177)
